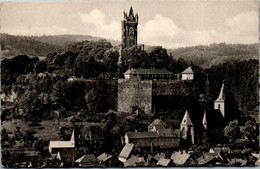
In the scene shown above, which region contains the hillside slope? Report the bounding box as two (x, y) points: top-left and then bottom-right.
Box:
(168, 43), (258, 68)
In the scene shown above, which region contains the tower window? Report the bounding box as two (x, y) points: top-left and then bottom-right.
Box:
(218, 104), (220, 109)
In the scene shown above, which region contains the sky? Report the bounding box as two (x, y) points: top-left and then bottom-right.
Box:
(0, 0), (258, 49)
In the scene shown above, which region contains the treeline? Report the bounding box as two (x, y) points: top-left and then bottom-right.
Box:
(169, 43), (258, 68)
(1, 39), (258, 123)
(1, 34), (61, 58)
(1, 34), (120, 58)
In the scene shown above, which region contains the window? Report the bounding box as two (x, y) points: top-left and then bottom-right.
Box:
(218, 104), (220, 109)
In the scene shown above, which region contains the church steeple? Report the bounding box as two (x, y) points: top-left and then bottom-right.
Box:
(214, 82), (225, 118)
(202, 111), (207, 130)
(216, 83), (225, 101)
(180, 110), (194, 144)
(181, 110), (193, 126)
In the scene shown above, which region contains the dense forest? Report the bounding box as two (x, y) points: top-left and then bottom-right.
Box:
(1, 36), (259, 124)
(0, 34), (120, 58)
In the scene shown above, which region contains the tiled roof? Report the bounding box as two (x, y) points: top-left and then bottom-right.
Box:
(148, 119), (167, 130)
(124, 68), (172, 75)
(153, 153), (166, 161)
(97, 153), (113, 162)
(127, 128), (176, 139)
(124, 155), (145, 167)
(197, 153), (216, 165)
(181, 66), (193, 74)
(58, 149), (77, 158)
(75, 154), (97, 163)
(119, 143), (134, 159)
(171, 151), (190, 165)
(156, 158), (171, 166)
(49, 141), (74, 151)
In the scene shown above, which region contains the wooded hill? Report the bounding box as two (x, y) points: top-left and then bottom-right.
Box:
(0, 34), (120, 58)
(1, 38), (258, 123)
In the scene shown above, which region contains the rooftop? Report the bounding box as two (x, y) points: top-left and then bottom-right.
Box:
(124, 68), (172, 75)
(181, 66), (194, 74)
(119, 143), (134, 159)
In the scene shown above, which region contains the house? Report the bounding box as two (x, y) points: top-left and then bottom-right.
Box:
(209, 147), (232, 154)
(124, 128), (180, 152)
(74, 123), (105, 155)
(197, 153), (218, 166)
(57, 149), (77, 165)
(148, 119), (167, 132)
(75, 154), (100, 167)
(97, 152), (114, 167)
(227, 158), (247, 166)
(118, 143), (134, 162)
(124, 155), (145, 167)
(153, 153), (166, 161)
(49, 130), (75, 154)
(156, 157), (171, 166)
(171, 151), (191, 166)
(181, 66), (194, 80)
(123, 68), (173, 80)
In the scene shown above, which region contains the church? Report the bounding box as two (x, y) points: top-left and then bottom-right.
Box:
(180, 83), (227, 145)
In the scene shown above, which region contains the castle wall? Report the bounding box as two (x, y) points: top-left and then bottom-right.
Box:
(117, 79), (197, 114)
(118, 78), (152, 114)
(152, 80), (196, 111)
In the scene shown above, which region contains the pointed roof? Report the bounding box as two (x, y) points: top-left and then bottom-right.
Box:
(181, 110), (193, 126)
(215, 83), (225, 101)
(70, 129), (74, 141)
(181, 66), (193, 74)
(129, 6), (134, 17)
(202, 111), (207, 124)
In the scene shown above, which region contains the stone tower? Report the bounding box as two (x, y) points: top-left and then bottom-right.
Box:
(180, 110), (195, 144)
(121, 6), (138, 49)
(214, 83), (225, 118)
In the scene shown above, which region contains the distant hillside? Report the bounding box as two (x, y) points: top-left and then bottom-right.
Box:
(0, 34), (120, 59)
(168, 43), (258, 68)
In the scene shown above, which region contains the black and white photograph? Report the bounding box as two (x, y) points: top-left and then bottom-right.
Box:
(0, 0), (259, 167)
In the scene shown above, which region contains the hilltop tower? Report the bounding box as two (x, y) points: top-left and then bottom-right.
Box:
(121, 6), (138, 49)
(214, 83), (225, 118)
(180, 110), (195, 144)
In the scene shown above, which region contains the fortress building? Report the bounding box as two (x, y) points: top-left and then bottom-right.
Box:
(121, 6), (138, 49)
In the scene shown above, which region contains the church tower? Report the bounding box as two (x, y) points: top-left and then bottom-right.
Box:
(121, 6), (138, 49)
(214, 83), (225, 118)
(180, 110), (195, 144)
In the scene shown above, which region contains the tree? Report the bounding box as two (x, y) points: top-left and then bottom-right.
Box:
(224, 120), (241, 143)
(33, 139), (45, 152)
(34, 60), (47, 74)
(1, 128), (9, 144)
(240, 119), (258, 141)
(22, 129), (37, 147)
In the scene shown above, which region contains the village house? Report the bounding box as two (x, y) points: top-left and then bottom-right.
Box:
(49, 130), (75, 154)
(74, 122), (105, 155)
(124, 128), (180, 153)
(118, 143), (134, 162)
(148, 119), (167, 132)
(56, 149), (77, 166)
(181, 66), (194, 80)
(123, 68), (174, 80)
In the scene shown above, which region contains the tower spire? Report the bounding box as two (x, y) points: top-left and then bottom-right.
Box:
(216, 83), (225, 101)
(202, 110), (207, 130)
(181, 110), (193, 126)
